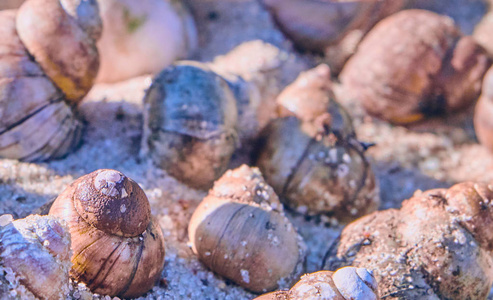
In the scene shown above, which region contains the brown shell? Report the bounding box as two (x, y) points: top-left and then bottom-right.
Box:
(474, 66), (493, 152)
(49, 169), (166, 298)
(142, 61), (238, 190)
(261, 0), (406, 53)
(0, 214), (72, 300)
(255, 267), (379, 300)
(340, 9), (491, 124)
(260, 0), (406, 73)
(324, 182), (493, 299)
(276, 64), (355, 140)
(257, 66), (378, 219)
(0, 0), (101, 161)
(188, 165), (306, 293)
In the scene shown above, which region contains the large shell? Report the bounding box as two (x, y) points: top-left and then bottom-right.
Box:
(49, 169), (166, 298)
(96, 0), (198, 83)
(256, 65), (379, 219)
(255, 267), (379, 300)
(0, 214), (72, 300)
(340, 9), (491, 124)
(188, 165), (306, 293)
(0, 0), (101, 161)
(324, 182), (493, 299)
(142, 61), (238, 190)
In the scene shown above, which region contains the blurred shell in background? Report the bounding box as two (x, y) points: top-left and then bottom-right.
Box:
(0, 0), (25, 10)
(340, 9), (491, 124)
(96, 0), (198, 83)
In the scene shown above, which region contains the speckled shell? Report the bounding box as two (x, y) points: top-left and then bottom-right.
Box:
(340, 9), (491, 124)
(143, 61), (238, 190)
(255, 267), (379, 300)
(324, 182), (493, 299)
(49, 169), (166, 298)
(0, 0), (101, 161)
(0, 214), (72, 300)
(256, 66), (378, 219)
(188, 165), (306, 293)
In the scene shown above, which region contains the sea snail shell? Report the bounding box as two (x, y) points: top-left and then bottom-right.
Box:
(255, 267), (379, 300)
(188, 165), (306, 293)
(256, 65), (379, 219)
(49, 169), (166, 298)
(0, 0), (101, 161)
(0, 214), (72, 300)
(142, 61), (238, 190)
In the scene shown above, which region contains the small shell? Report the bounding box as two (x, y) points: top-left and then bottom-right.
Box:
(49, 169), (166, 298)
(0, 214), (72, 300)
(142, 61), (238, 189)
(255, 267), (379, 300)
(188, 165), (306, 293)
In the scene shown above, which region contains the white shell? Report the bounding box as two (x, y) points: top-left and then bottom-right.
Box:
(0, 214), (72, 300)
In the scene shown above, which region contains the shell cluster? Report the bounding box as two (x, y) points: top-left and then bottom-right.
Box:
(143, 41), (303, 189)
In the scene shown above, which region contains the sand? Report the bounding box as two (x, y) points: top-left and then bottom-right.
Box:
(1, 0), (493, 299)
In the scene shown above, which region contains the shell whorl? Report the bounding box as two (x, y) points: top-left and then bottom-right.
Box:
(67, 169), (151, 237)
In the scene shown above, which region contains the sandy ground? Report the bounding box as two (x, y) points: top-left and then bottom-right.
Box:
(2, 0), (493, 299)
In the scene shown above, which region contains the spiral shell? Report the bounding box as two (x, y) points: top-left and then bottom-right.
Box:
(142, 61), (238, 190)
(340, 9), (491, 124)
(0, 0), (101, 161)
(256, 65), (379, 219)
(255, 267), (379, 300)
(188, 165), (306, 293)
(49, 169), (166, 298)
(0, 214), (72, 300)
